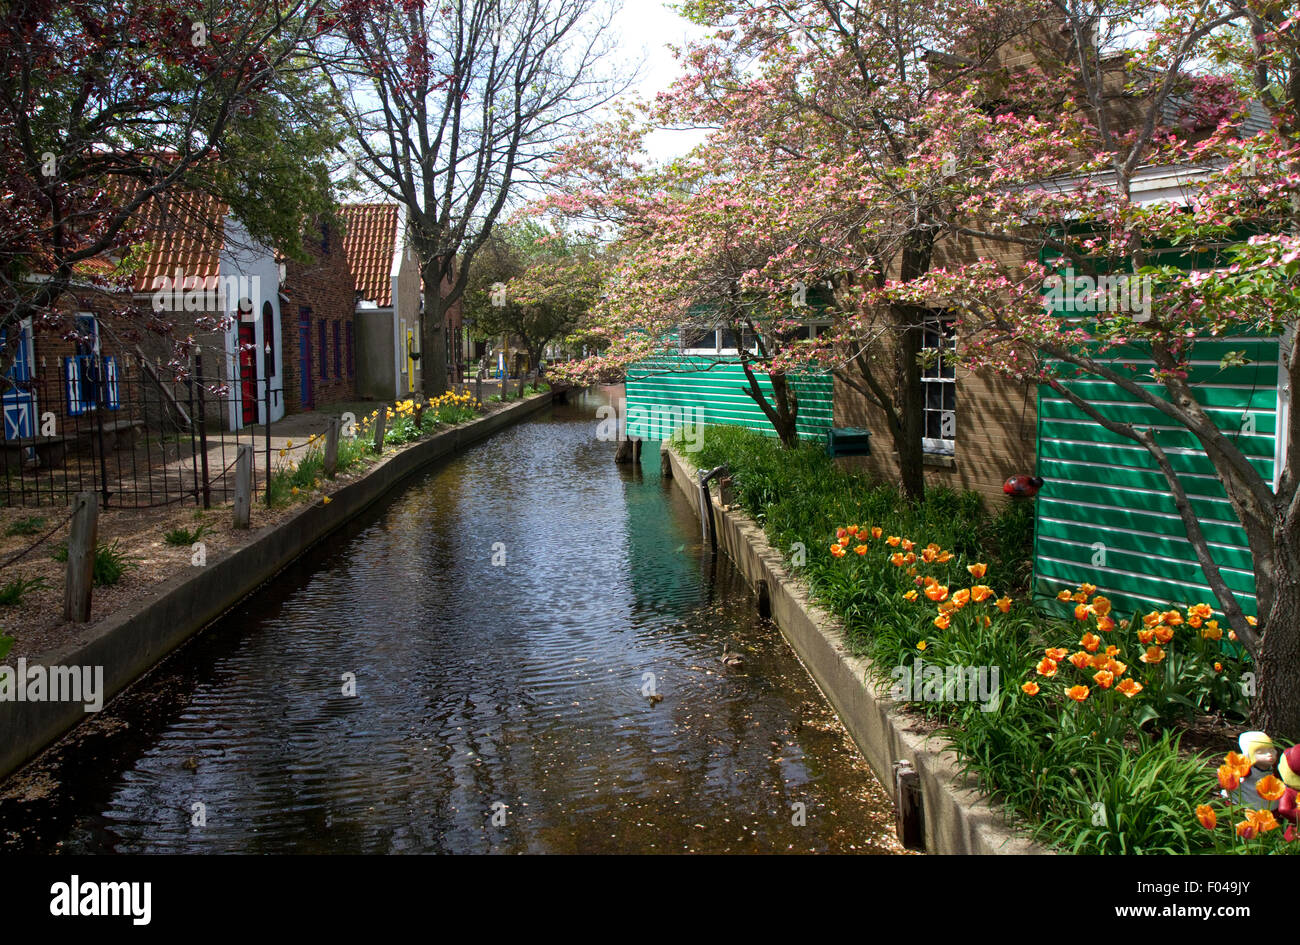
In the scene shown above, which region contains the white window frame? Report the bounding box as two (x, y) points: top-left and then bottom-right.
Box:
(679, 321), (830, 356)
(921, 315), (956, 455)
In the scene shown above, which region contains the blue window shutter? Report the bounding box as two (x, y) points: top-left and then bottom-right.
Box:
(64, 357), (84, 416)
(104, 356), (120, 409)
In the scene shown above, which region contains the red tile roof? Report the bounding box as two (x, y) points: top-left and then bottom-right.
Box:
(130, 191), (226, 294)
(340, 203), (400, 307)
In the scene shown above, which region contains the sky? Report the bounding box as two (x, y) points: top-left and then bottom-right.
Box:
(606, 0), (710, 162)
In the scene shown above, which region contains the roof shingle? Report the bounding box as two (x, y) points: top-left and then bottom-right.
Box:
(340, 204), (400, 307)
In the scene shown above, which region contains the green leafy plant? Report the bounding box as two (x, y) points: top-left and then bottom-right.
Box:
(5, 516), (47, 537)
(52, 540), (137, 586)
(0, 576), (47, 606)
(163, 523), (211, 546)
(0, 631), (12, 661)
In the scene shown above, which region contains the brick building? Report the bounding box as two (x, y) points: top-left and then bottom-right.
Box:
(279, 217), (358, 412)
(4, 190), (284, 440)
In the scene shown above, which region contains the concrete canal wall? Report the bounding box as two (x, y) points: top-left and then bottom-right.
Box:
(666, 446), (1047, 856)
(0, 393), (554, 783)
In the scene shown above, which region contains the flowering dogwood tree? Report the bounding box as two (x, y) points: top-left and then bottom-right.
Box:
(885, 0), (1300, 736)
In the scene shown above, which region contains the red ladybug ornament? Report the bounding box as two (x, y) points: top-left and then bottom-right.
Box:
(1003, 475), (1044, 498)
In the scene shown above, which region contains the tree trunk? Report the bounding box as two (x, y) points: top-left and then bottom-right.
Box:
(420, 260), (450, 397)
(895, 308), (926, 502)
(1251, 548), (1300, 741)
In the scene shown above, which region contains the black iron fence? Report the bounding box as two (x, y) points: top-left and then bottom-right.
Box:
(1, 350), (281, 509)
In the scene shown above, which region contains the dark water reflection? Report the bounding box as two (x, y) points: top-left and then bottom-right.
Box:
(0, 386), (899, 854)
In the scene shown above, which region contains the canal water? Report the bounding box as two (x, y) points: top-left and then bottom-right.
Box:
(0, 387), (900, 854)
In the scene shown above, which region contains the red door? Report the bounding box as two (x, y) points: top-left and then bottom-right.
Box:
(238, 323), (257, 425)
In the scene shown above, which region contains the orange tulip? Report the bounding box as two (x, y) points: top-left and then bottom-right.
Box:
(845, 524), (859, 536)
(933, 613), (951, 630)
(831, 544), (846, 558)
(1218, 764), (1242, 791)
(1105, 659), (1127, 677)
(838, 535), (852, 547)
(871, 527), (883, 539)
(1140, 645), (1165, 664)
(952, 588), (971, 608)
(836, 528), (848, 539)
(1057, 589), (1073, 602)
(1189, 603), (1213, 620)
(1045, 647), (1069, 662)
(886, 535), (901, 547)
(1021, 681), (1040, 696)
(1137, 628), (1155, 645)
(855, 544), (869, 556)
(1202, 622), (1223, 641)
(1074, 603), (1090, 621)
(1257, 775), (1286, 802)
(1079, 583), (1097, 597)
(921, 547), (937, 563)
(1096, 615), (1116, 633)
(1116, 678), (1142, 698)
(1091, 596), (1112, 617)
(969, 585), (992, 603)
(1081, 633), (1101, 653)
(925, 583), (949, 602)
(995, 597), (1012, 613)
(903, 589), (918, 601)
(1196, 805), (1217, 830)
(1036, 658), (1059, 677)
(901, 539), (915, 552)
(967, 562), (988, 579)
(1162, 610), (1183, 627)
(890, 552), (906, 567)
(1092, 669), (1115, 689)
(1226, 752), (1253, 780)
(1068, 652), (1091, 670)
(1154, 626), (1174, 644)
(1065, 685), (1089, 702)
(936, 551), (953, 563)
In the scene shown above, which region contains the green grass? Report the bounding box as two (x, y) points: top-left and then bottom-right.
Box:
(5, 516), (48, 537)
(51, 539), (137, 586)
(0, 631), (12, 660)
(0, 576), (47, 606)
(163, 523), (211, 546)
(683, 424), (1248, 854)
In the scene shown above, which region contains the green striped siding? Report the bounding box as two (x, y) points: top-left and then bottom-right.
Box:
(625, 357), (832, 441)
(1033, 336), (1277, 617)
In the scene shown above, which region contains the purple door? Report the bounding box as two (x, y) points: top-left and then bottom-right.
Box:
(298, 311), (313, 409)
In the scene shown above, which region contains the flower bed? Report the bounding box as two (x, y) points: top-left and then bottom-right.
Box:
(688, 425), (1289, 854)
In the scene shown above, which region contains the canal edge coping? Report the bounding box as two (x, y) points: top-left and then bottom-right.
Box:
(0, 392), (554, 784)
(666, 445), (1048, 856)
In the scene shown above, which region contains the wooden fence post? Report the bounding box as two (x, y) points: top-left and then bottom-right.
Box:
(233, 445), (253, 529)
(63, 491), (98, 622)
(373, 408), (387, 453)
(323, 417), (341, 478)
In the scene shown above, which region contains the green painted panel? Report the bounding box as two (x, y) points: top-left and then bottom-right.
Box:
(1036, 496), (1244, 547)
(1038, 418), (1275, 458)
(1034, 334), (1277, 619)
(1038, 396), (1277, 435)
(1036, 516), (1255, 573)
(625, 357), (833, 442)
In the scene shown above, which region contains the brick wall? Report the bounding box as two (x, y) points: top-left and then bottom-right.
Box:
(281, 222), (358, 412)
(832, 230), (1040, 510)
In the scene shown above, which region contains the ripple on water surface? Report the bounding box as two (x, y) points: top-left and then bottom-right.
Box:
(0, 387), (902, 854)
